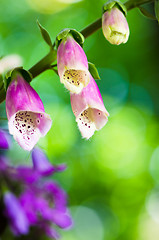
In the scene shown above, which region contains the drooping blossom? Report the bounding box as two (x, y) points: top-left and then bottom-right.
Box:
(57, 34), (90, 94)
(0, 129), (10, 149)
(71, 75), (109, 139)
(5, 71), (52, 151)
(102, 6), (129, 45)
(1, 149), (72, 239)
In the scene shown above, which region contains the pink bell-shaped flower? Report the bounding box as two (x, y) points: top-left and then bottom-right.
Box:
(57, 34), (90, 94)
(6, 72), (52, 151)
(70, 75), (109, 139)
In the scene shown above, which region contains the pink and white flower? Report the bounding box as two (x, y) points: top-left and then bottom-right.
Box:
(102, 6), (129, 45)
(57, 35), (90, 94)
(70, 75), (109, 139)
(6, 72), (52, 151)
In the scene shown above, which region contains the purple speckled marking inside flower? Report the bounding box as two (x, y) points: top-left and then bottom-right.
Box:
(71, 75), (109, 139)
(6, 73), (52, 151)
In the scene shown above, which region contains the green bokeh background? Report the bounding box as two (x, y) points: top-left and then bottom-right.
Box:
(0, 0), (159, 239)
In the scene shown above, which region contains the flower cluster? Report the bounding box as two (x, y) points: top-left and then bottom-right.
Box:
(2, 1), (130, 151)
(5, 34), (109, 150)
(57, 33), (109, 138)
(0, 132), (72, 239)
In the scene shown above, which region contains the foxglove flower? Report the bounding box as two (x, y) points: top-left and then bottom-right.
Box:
(102, 6), (129, 45)
(71, 75), (109, 139)
(6, 72), (52, 151)
(0, 129), (10, 149)
(57, 34), (90, 94)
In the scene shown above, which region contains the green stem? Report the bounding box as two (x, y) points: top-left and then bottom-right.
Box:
(80, 18), (102, 38)
(29, 50), (57, 78)
(80, 0), (154, 38)
(125, 0), (154, 10)
(28, 0), (154, 79)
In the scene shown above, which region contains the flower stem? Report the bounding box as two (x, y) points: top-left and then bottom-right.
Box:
(80, 18), (102, 39)
(80, 0), (154, 38)
(125, 0), (155, 11)
(29, 49), (57, 78)
(28, 0), (154, 79)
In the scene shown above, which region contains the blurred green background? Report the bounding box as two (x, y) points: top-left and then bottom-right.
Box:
(0, 0), (159, 239)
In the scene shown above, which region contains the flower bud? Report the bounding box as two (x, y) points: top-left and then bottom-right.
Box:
(57, 34), (90, 94)
(102, 6), (129, 45)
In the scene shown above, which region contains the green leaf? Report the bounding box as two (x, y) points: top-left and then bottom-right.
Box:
(88, 62), (100, 80)
(70, 29), (85, 47)
(55, 28), (85, 49)
(155, 0), (159, 22)
(0, 75), (6, 103)
(138, 7), (156, 20)
(103, 0), (127, 16)
(37, 20), (53, 48)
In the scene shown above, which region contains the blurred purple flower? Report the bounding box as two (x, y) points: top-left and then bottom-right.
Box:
(0, 156), (9, 171)
(20, 182), (72, 238)
(6, 71), (52, 151)
(32, 147), (55, 176)
(32, 147), (67, 176)
(4, 192), (29, 236)
(0, 129), (10, 149)
(0, 149), (72, 239)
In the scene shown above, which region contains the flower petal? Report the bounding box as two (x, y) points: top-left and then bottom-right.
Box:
(6, 73), (52, 151)
(57, 35), (90, 93)
(6, 73), (45, 120)
(71, 75), (109, 139)
(0, 129), (10, 149)
(4, 192), (29, 236)
(8, 111), (52, 151)
(32, 147), (55, 176)
(51, 210), (73, 229)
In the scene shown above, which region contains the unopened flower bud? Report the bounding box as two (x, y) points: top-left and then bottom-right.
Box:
(102, 6), (129, 45)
